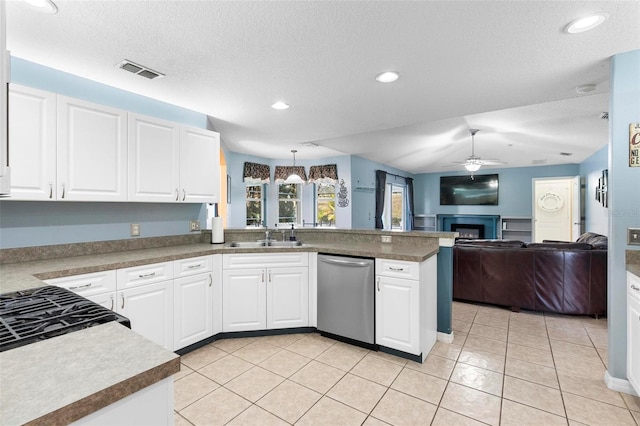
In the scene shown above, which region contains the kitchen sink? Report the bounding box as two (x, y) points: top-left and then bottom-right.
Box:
(266, 240), (303, 247)
(228, 241), (267, 248)
(227, 240), (303, 248)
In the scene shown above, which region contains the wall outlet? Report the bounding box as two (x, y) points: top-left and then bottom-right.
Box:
(190, 220), (201, 232)
(629, 228), (640, 245)
(381, 235), (392, 243)
(130, 223), (140, 237)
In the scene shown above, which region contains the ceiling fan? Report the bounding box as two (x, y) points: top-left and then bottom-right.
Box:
(452, 129), (506, 175)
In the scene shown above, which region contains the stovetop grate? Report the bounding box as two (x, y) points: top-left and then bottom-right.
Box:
(0, 286), (130, 352)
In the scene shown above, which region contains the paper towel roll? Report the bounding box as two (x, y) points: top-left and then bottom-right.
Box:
(211, 217), (224, 244)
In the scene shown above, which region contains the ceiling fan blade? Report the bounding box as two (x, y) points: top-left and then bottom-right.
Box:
(479, 159), (507, 165)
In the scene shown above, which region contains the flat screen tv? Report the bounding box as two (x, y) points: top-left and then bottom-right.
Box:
(440, 174), (499, 205)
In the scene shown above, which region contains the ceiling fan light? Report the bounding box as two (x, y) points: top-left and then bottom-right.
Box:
(271, 101), (290, 110)
(465, 163), (482, 172)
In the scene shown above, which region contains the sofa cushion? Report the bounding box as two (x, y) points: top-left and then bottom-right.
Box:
(455, 239), (526, 248)
(526, 242), (593, 250)
(576, 232), (608, 249)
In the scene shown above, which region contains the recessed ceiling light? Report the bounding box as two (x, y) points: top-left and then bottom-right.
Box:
(271, 102), (290, 110)
(23, 0), (57, 14)
(565, 14), (608, 34)
(375, 71), (399, 83)
(575, 84), (596, 94)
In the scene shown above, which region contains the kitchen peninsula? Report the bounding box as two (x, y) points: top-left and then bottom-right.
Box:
(0, 228), (452, 425)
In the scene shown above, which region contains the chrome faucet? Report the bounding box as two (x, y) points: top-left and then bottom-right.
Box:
(265, 229), (272, 241)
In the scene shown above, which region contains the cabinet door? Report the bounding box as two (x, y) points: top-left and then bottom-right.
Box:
(57, 96), (127, 201)
(118, 281), (173, 350)
(85, 291), (116, 311)
(628, 290), (640, 394)
(179, 127), (220, 203)
(8, 85), (57, 200)
(375, 275), (420, 355)
(267, 267), (309, 329)
(174, 273), (213, 350)
(222, 268), (266, 332)
(128, 113), (180, 202)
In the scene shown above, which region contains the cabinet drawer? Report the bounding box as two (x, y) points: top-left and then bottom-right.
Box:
(117, 261), (173, 289)
(174, 255), (213, 278)
(223, 252), (309, 269)
(45, 270), (117, 297)
(375, 258), (419, 280)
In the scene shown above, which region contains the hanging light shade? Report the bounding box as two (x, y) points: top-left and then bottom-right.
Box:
(285, 150), (305, 184)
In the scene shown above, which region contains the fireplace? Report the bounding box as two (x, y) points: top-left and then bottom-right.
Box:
(451, 223), (485, 239)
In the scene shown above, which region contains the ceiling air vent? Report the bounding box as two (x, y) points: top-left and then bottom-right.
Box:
(117, 60), (164, 80)
(600, 112), (609, 120)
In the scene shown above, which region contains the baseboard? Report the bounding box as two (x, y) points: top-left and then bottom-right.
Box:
(437, 331), (454, 344)
(604, 370), (639, 396)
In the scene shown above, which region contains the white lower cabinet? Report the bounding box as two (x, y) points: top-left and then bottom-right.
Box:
(628, 272), (640, 394)
(375, 256), (437, 361)
(375, 274), (420, 355)
(118, 281), (173, 351)
(173, 255), (218, 350)
(267, 267), (309, 329)
(222, 253), (310, 333)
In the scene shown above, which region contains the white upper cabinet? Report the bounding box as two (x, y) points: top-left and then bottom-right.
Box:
(57, 95), (128, 201)
(128, 113), (180, 202)
(8, 85), (57, 200)
(180, 126), (220, 203)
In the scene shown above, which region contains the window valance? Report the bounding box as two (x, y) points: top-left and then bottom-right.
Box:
(243, 162), (271, 184)
(274, 166), (307, 183)
(308, 164), (338, 184)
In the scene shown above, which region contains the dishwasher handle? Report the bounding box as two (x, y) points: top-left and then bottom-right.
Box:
(319, 257), (371, 267)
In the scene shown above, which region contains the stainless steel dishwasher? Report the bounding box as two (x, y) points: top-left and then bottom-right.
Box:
(317, 254), (375, 347)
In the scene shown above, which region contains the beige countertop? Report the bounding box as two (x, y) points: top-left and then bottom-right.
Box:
(0, 239), (439, 424)
(0, 322), (179, 426)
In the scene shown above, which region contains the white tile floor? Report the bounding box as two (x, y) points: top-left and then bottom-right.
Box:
(174, 302), (640, 425)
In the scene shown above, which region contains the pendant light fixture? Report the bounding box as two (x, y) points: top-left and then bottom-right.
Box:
(284, 150), (305, 184)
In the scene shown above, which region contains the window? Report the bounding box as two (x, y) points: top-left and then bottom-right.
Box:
(278, 183), (301, 224)
(316, 183), (336, 227)
(246, 185), (264, 227)
(384, 183), (405, 230)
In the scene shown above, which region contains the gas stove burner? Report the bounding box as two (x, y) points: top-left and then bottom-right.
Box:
(0, 286), (130, 352)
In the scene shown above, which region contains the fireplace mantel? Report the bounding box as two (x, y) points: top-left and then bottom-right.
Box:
(437, 214), (500, 239)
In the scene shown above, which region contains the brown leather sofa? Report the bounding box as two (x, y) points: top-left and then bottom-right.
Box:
(453, 233), (607, 315)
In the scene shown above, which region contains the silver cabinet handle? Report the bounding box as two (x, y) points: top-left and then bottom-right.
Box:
(49, 183), (53, 199)
(121, 294), (125, 309)
(110, 295), (114, 311)
(377, 277), (380, 292)
(69, 283), (92, 290)
(389, 267), (405, 272)
(175, 189), (179, 201)
(269, 271), (272, 282)
(61, 183), (65, 199)
(209, 274), (212, 287)
(319, 257), (370, 267)
(261, 272), (265, 283)
(182, 189), (186, 201)
(138, 272), (156, 278)
(187, 264), (202, 269)
(631, 285), (640, 291)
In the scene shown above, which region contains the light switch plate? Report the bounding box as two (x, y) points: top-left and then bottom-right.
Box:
(130, 223), (140, 237)
(190, 220), (201, 232)
(629, 228), (640, 245)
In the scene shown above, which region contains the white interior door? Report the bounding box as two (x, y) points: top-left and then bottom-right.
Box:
(533, 176), (581, 242)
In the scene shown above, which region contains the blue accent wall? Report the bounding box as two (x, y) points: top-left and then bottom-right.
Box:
(607, 49), (640, 382)
(0, 58), (209, 249)
(350, 156), (416, 229)
(414, 164), (580, 218)
(579, 145), (609, 235)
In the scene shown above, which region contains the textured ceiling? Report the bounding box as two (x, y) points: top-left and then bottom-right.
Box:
(6, 1), (640, 173)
